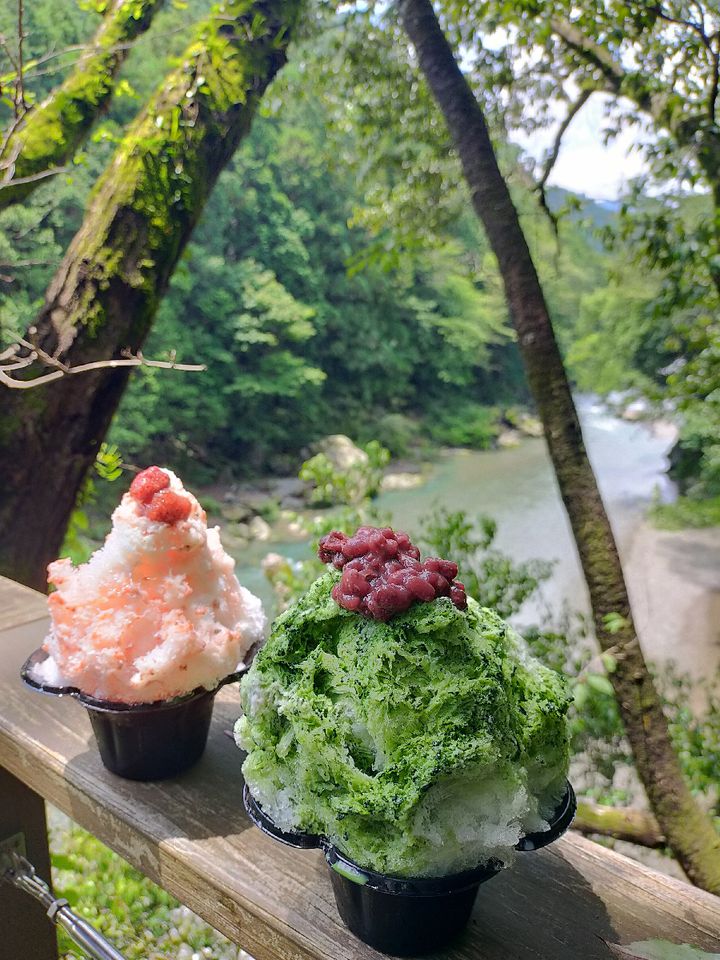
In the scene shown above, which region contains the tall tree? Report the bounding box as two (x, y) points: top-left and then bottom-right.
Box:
(397, 0), (720, 892)
(0, 0), (302, 589)
(0, 0), (166, 210)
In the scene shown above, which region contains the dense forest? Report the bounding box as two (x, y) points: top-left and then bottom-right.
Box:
(2, 0), (716, 497)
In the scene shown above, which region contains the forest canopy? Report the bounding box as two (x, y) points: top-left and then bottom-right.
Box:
(0, 0), (715, 494)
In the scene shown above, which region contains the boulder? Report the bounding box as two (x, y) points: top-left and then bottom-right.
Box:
(315, 434), (368, 471)
(220, 502), (255, 523)
(247, 515), (272, 542)
(497, 428), (522, 448)
(516, 413), (543, 437)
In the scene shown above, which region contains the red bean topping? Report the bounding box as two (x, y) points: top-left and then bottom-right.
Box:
(317, 525), (467, 620)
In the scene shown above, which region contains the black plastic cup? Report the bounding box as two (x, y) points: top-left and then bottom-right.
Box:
(21, 647), (246, 781)
(243, 780), (576, 956)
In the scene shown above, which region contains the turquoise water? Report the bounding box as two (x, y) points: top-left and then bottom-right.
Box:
(232, 396), (676, 620)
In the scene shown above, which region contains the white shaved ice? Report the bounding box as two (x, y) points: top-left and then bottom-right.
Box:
(43, 469), (266, 703)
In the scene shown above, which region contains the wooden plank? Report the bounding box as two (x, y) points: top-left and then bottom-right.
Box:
(0, 767), (58, 960)
(1, 600), (720, 960)
(0, 574), (48, 631)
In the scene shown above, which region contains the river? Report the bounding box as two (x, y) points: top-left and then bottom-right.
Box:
(232, 397), (720, 681)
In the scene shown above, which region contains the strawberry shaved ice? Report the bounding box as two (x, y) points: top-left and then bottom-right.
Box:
(38, 466), (266, 703)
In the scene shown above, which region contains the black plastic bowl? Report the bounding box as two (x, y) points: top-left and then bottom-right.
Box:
(21, 647), (246, 781)
(243, 780), (576, 956)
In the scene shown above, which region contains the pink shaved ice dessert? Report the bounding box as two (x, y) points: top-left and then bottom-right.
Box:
(39, 466), (266, 704)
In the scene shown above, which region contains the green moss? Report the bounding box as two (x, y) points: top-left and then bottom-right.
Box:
(0, 0), (165, 209)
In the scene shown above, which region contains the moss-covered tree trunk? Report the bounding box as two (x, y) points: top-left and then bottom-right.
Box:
(399, 0), (720, 893)
(0, 0), (166, 210)
(0, 0), (302, 589)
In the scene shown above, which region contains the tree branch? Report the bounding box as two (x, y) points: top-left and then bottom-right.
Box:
(14, 0), (26, 117)
(0, 338), (206, 389)
(651, 4), (714, 51)
(551, 16), (682, 133)
(0, 0), (166, 211)
(573, 799), (666, 849)
(550, 17), (624, 94)
(537, 86), (595, 235)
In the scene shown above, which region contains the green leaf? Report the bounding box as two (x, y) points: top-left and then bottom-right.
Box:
(601, 653), (617, 674)
(573, 681), (589, 710)
(603, 612), (629, 635)
(587, 674), (614, 697)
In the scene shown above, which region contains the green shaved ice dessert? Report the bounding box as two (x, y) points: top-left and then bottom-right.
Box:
(236, 557), (571, 878)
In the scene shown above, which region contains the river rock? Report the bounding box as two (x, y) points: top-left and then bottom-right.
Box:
(315, 434), (368, 470)
(247, 515), (272, 542)
(221, 502), (255, 523)
(380, 472), (425, 491)
(516, 413), (543, 437)
(266, 477), (307, 502)
(622, 398), (650, 421)
(262, 552), (292, 578)
(497, 428), (522, 448)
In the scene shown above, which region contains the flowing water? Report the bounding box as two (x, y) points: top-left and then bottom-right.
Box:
(234, 395), (677, 624)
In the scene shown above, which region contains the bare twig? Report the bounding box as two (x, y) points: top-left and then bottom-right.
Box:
(0, 339), (206, 390)
(0, 165), (68, 190)
(710, 49), (719, 122)
(0, 43), (86, 86)
(537, 86), (594, 236)
(15, 0), (26, 117)
(651, 3), (714, 51)
(0, 258), (52, 268)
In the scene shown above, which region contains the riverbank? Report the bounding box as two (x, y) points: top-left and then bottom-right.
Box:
(625, 520), (720, 693)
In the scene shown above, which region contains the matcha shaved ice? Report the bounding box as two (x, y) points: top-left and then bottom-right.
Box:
(236, 569), (570, 877)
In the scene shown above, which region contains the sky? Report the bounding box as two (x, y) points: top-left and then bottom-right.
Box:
(513, 94), (650, 202)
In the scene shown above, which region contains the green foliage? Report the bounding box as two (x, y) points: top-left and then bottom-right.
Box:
(650, 495), (720, 530)
(300, 441), (390, 506)
(107, 94), (522, 475)
(419, 506), (551, 619)
(62, 443), (124, 565)
(52, 822), (238, 958)
(363, 413), (420, 458)
(429, 402), (500, 449)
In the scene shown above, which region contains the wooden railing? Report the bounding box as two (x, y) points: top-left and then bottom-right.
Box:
(1, 576), (719, 960)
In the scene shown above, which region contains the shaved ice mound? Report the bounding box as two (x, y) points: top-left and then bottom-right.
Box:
(237, 544), (571, 877)
(42, 467), (266, 703)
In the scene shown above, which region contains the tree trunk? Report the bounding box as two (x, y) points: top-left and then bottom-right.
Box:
(0, 0), (302, 590)
(0, 0), (166, 211)
(398, 0), (720, 893)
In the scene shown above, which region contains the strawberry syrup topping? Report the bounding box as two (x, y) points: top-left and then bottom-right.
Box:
(129, 466), (170, 503)
(318, 525), (467, 621)
(129, 466), (191, 525)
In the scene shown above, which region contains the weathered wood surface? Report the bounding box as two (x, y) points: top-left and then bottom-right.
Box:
(0, 574), (48, 630)
(1, 576), (719, 960)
